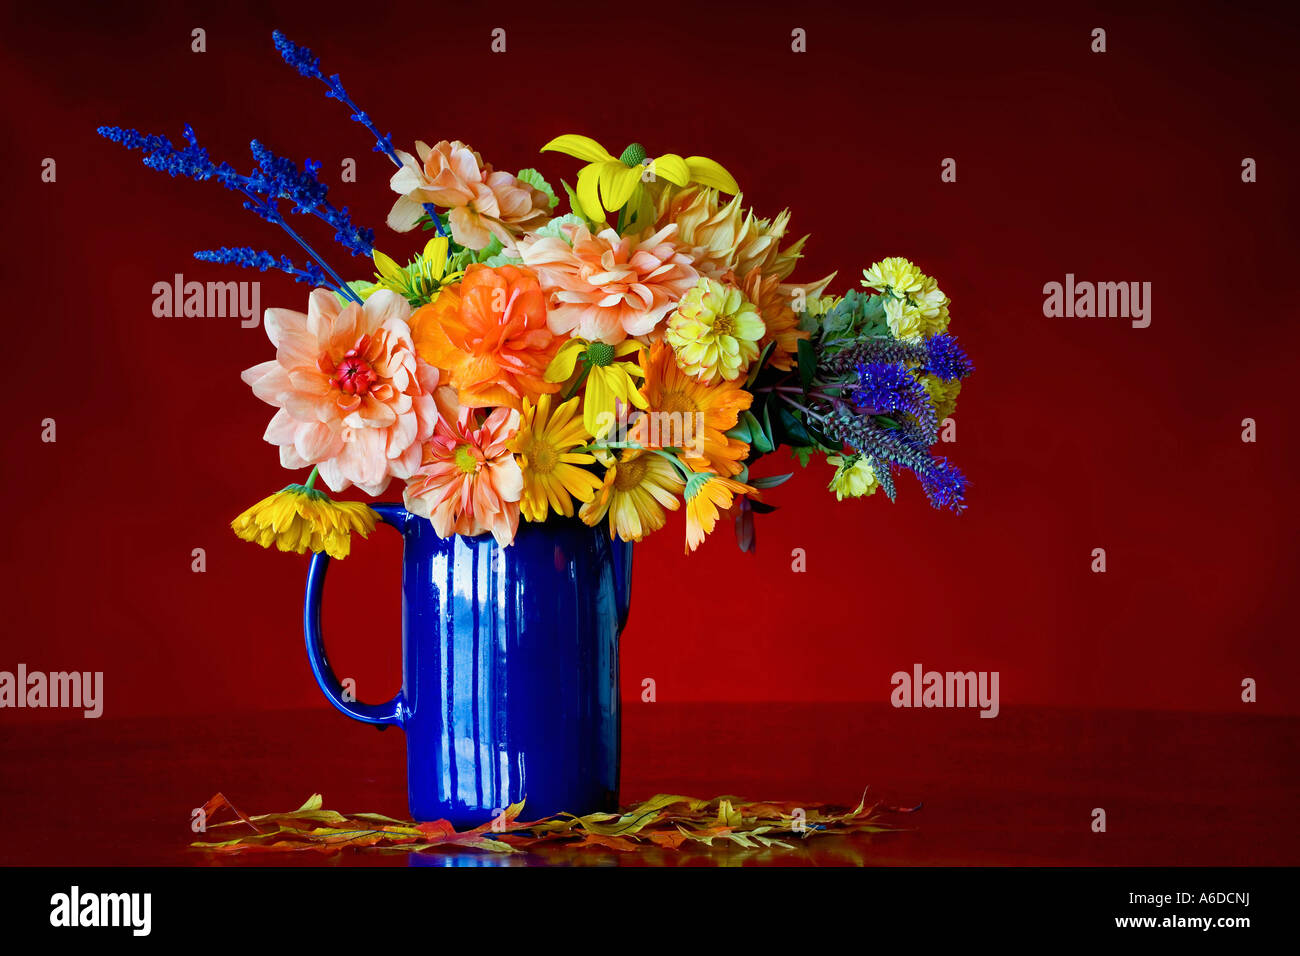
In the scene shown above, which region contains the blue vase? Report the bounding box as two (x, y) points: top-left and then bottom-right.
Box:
(303, 503), (632, 826)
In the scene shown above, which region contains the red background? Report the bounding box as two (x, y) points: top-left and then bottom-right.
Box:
(2, 0), (1298, 727)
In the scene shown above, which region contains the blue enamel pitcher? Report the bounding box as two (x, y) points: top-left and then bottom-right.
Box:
(303, 503), (632, 826)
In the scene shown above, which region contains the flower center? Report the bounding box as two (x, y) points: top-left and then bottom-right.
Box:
(586, 342), (615, 367)
(332, 349), (380, 396)
(453, 444), (479, 474)
(658, 389), (698, 416)
(526, 437), (559, 475)
(613, 456), (648, 491)
(619, 143), (647, 167)
(711, 314), (735, 337)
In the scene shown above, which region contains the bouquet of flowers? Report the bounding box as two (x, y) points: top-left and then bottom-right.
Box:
(100, 32), (974, 558)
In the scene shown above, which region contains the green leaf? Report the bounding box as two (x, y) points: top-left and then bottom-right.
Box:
(775, 406), (812, 447)
(742, 410), (773, 454)
(516, 168), (558, 208)
(750, 472), (793, 489)
(797, 338), (816, 391)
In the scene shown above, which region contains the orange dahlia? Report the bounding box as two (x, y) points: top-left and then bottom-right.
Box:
(519, 223), (698, 343)
(402, 403), (523, 547)
(410, 264), (561, 410)
(627, 341), (753, 477)
(736, 266), (810, 372)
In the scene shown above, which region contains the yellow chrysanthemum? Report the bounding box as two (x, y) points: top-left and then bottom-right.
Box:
(665, 278), (765, 384)
(231, 485), (377, 559)
(921, 374), (962, 421)
(363, 237), (464, 308)
(509, 394), (604, 522)
(862, 258), (950, 342)
(541, 134), (739, 227)
(861, 257), (925, 297)
(545, 338), (649, 438)
(826, 455), (879, 501)
(684, 473), (755, 553)
(579, 450), (684, 542)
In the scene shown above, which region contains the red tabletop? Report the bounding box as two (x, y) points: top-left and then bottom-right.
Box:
(1, 702), (1294, 866)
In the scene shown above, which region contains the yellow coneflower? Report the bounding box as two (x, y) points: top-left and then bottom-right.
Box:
(231, 484), (377, 559)
(509, 394), (605, 522)
(545, 338), (648, 438)
(579, 450), (684, 543)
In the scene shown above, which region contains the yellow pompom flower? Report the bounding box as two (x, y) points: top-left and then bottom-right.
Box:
(579, 450), (685, 542)
(665, 278), (766, 384)
(921, 374), (962, 421)
(862, 258), (950, 342)
(545, 338), (648, 438)
(861, 257), (925, 297)
(827, 455), (880, 501)
(509, 394), (605, 522)
(232, 485), (378, 559)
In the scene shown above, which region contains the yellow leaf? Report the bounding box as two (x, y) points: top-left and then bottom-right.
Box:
(541, 134), (615, 164)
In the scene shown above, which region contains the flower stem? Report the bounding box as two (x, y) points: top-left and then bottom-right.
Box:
(303, 466), (320, 490)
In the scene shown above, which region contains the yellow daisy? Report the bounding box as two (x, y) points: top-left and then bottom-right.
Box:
(509, 394), (604, 522)
(231, 485), (377, 559)
(363, 236), (464, 308)
(684, 473), (755, 553)
(580, 450), (685, 542)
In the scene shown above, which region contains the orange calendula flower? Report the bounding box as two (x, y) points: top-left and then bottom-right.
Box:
(410, 264), (561, 410)
(628, 341), (752, 477)
(579, 450), (684, 543)
(685, 473), (756, 553)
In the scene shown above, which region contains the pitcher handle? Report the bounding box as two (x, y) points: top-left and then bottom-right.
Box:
(303, 503), (409, 727)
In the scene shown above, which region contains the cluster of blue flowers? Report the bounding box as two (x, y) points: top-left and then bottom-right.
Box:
(97, 30), (444, 301)
(270, 30), (445, 237)
(814, 326), (974, 513)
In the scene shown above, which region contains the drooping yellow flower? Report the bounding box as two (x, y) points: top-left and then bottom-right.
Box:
(579, 450), (684, 542)
(363, 237), (464, 308)
(541, 134), (739, 226)
(545, 338), (648, 438)
(684, 473), (755, 553)
(665, 278), (765, 384)
(629, 340), (752, 477)
(509, 394), (604, 522)
(826, 455), (880, 501)
(231, 485), (378, 559)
